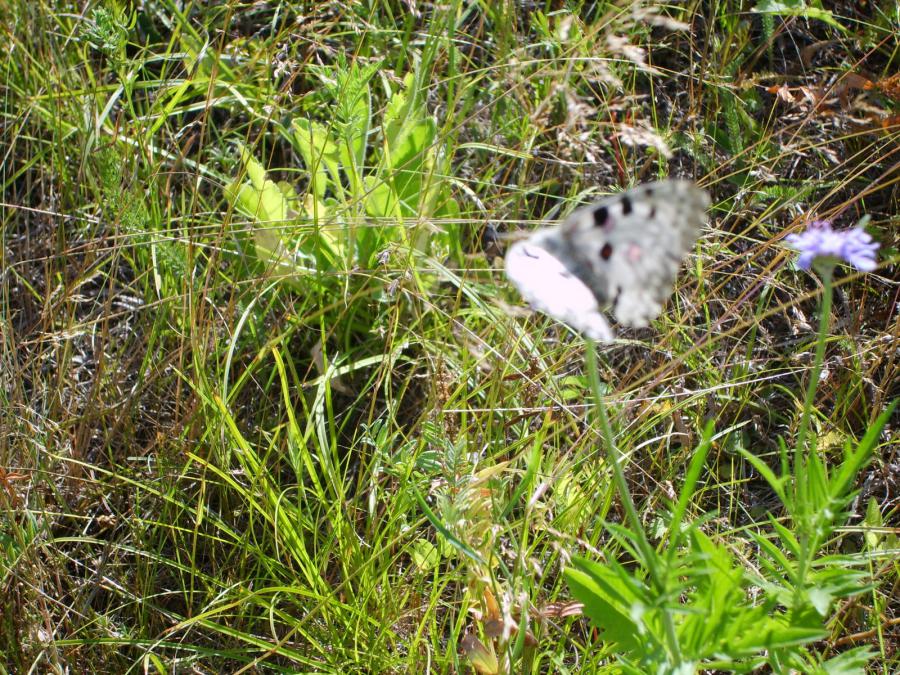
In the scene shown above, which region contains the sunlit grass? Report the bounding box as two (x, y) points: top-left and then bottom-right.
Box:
(1, 1), (897, 673)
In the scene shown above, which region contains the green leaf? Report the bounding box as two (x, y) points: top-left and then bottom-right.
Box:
(731, 622), (826, 652)
(736, 446), (789, 506)
(435, 193), (460, 220)
(668, 421), (715, 548)
(409, 539), (439, 571)
(820, 646), (875, 674)
(383, 70), (420, 149)
(364, 175), (399, 219)
(863, 498), (882, 549)
(414, 489), (486, 566)
(384, 117), (436, 216)
(564, 568), (643, 654)
(752, 0), (845, 30)
(831, 399), (897, 499)
(564, 557), (653, 655)
(292, 118), (341, 201)
(224, 148), (293, 269)
(806, 587), (833, 616)
(224, 146), (342, 278)
(228, 146), (290, 222)
(769, 516), (802, 560)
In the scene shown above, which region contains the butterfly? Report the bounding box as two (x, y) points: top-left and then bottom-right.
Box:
(504, 180), (710, 342)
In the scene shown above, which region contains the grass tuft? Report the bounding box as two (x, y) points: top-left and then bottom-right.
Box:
(2, 1), (897, 672)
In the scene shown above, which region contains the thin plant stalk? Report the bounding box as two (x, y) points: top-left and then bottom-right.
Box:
(792, 264), (833, 605)
(584, 341), (683, 666)
(794, 265), (833, 461)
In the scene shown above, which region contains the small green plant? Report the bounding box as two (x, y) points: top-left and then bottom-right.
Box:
(225, 58), (460, 284)
(564, 217), (889, 673)
(81, 4), (134, 68)
(222, 57), (462, 362)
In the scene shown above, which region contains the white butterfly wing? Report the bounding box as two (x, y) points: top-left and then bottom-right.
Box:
(504, 230), (614, 341)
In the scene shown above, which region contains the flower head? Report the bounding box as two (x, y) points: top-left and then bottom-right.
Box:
(786, 220), (879, 273)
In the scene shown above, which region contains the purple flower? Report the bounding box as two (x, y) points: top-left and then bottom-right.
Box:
(786, 220), (879, 272)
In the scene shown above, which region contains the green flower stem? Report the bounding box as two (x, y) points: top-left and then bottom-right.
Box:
(793, 263), (833, 599)
(585, 341), (682, 666)
(795, 265), (833, 480)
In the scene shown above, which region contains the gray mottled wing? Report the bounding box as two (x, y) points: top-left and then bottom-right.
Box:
(552, 180), (709, 327)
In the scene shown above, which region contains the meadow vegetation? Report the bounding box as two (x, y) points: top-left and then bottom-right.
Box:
(1, 1), (897, 672)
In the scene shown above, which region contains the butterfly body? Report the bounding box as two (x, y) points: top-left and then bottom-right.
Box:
(505, 180), (710, 341)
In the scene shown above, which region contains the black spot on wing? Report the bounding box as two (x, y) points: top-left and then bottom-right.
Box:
(592, 206), (609, 228)
(620, 195), (632, 215)
(649, 206), (656, 219)
(600, 243), (613, 261)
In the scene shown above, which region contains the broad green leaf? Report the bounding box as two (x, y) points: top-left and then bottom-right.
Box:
(564, 565), (645, 654)
(807, 587), (833, 616)
(752, 0), (844, 30)
(383, 70), (419, 150)
(364, 175), (399, 219)
(225, 153), (292, 268)
(820, 646), (875, 674)
(228, 147), (290, 222)
(383, 117), (436, 216)
(292, 118), (341, 201)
